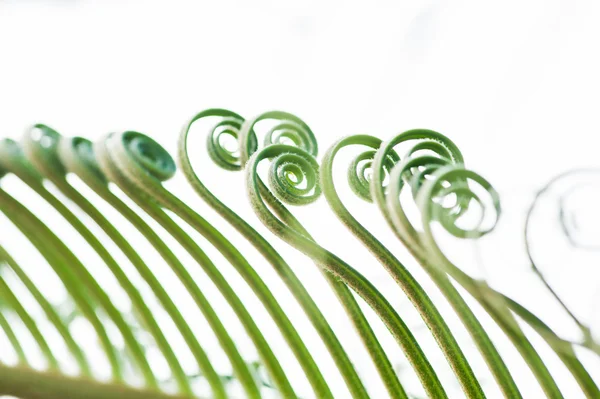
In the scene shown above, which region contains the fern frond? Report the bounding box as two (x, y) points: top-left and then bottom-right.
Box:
(0, 113), (597, 399)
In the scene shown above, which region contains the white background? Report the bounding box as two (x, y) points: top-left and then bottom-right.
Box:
(1, 1), (600, 398)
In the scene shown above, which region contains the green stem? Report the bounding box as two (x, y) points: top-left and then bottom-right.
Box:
(247, 144), (451, 399)
(0, 307), (27, 365)
(95, 131), (300, 398)
(0, 187), (135, 386)
(504, 296), (600, 398)
(39, 177), (193, 394)
(258, 181), (407, 399)
(19, 129), (192, 393)
(0, 244), (92, 377)
(0, 364), (195, 399)
(321, 134), (504, 399)
(179, 108), (370, 399)
(237, 110), (411, 398)
(0, 274), (59, 371)
(59, 135), (255, 399)
(370, 132), (563, 398)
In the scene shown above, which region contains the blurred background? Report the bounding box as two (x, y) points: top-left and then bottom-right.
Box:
(1, 1), (599, 398)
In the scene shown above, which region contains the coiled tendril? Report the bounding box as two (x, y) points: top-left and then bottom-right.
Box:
(390, 157), (500, 244)
(368, 130), (500, 261)
(321, 134), (496, 399)
(267, 149), (321, 206)
(180, 110), (380, 399)
(347, 145), (400, 203)
(237, 110), (318, 165)
(126, 131), (177, 182)
(371, 130), (576, 398)
(232, 110), (324, 207)
(247, 139), (457, 399)
(207, 115), (252, 171)
(98, 129), (346, 399)
(186, 110), (418, 398)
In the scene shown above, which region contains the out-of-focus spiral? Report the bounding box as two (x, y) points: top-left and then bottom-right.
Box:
(525, 169), (600, 347)
(21, 124), (68, 180)
(526, 169), (600, 257)
(0, 139), (29, 179)
(555, 171), (600, 251)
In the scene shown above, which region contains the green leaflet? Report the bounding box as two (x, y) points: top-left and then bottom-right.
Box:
(0, 112), (596, 399)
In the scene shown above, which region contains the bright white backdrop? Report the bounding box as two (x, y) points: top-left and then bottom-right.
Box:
(1, 1), (600, 398)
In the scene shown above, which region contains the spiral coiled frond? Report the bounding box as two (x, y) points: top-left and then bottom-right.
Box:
(0, 116), (597, 399)
(366, 130), (595, 398)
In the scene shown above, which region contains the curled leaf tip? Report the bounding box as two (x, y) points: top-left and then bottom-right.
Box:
(349, 149), (399, 203)
(180, 108), (248, 171)
(207, 116), (247, 171)
(416, 165), (501, 241)
(122, 131), (177, 182)
(238, 110), (317, 166)
(266, 145), (321, 206)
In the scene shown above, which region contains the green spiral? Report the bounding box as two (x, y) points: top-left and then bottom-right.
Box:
(246, 142), (460, 399)
(237, 110), (318, 165)
(369, 129), (592, 398)
(321, 134), (498, 399)
(180, 109), (412, 398)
